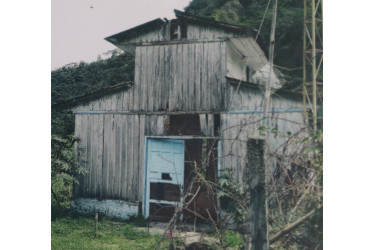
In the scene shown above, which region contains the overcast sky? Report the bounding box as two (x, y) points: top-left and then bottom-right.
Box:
(52, 0), (191, 69)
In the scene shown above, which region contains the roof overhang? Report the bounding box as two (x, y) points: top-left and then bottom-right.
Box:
(105, 18), (165, 46)
(174, 9), (254, 35)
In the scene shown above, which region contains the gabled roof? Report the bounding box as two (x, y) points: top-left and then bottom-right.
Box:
(52, 82), (134, 111)
(105, 10), (253, 47)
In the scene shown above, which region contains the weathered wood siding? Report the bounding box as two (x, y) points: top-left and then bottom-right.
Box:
(134, 42), (228, 111)
(72, 35), (307, 204)
(220, 86), (307, 182)
(117, 25), (169, 45)
(75, 114), (165, 201)
(73, 41), (229, 112)
(187, 23), (246, 40)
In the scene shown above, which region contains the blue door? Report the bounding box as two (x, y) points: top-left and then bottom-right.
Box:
(144, 138), (185, 218)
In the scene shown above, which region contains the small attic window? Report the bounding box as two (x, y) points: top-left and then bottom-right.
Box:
(170, 19), (187, 40)
(170, 20), (179, 40)
(180, 21), (187, 38)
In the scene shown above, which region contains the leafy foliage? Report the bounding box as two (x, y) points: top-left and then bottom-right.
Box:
(51, 50), (134, 105)
(218, 168), (250, 224)
(51, 135), (87, 216)
(51, 135), (87, 185)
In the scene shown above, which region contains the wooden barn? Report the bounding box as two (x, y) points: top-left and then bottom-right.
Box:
(57, 10), (307, 221)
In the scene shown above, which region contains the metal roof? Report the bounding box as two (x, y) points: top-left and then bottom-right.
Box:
(228, 37), (268, 71)
(228, 37), (282, 89)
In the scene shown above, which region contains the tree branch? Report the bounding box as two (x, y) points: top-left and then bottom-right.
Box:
(270, 206), (321, 244)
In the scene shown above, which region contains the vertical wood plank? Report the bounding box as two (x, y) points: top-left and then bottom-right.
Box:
(125, 115), (133, 199)
(169, 44), (176, 110)
(142, 46), (149, 110)
(199, 114), (207, 136)
(102, 114), (110, 197)
(195, 43), (201, 111)
(138, 115), (145, 202)
(154, 45), (160, 110)
(163, 45), (170, 111)
(133, 46), (141, 111)
(109, 114), (116, 198)
(147, 46), (154, 111)
(132, 115), (140, 200)
(90, 115), (98, 196)
(182, 43), (188, 110)
(176, 45), (182, 110)
(113, 115), (121, 198)
(120, 115), (128, 199)
(96, 115), (104, 197)
(207, 114), (214, 136)
(85, 115), (92, 197)
(156, 115), (164, 135)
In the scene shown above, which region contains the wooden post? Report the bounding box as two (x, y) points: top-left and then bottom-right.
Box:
(247, 138), (268, 250)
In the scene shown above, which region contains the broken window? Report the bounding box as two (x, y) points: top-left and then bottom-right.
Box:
(170, 20), (179, 40)
(150, 183), (181, 201)
(214, 114), (221, 136)
(148, 138), (218, 222)
(170, 19), (187, 40)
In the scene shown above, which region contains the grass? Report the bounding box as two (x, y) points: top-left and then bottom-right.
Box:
(51, 215), (169, 249)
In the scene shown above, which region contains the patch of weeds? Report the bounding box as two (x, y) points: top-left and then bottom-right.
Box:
(223, 230), (244, 249)
(125, 214), (148, 227)
(121, 224), (148, 240)
(51, 215), (170, 249)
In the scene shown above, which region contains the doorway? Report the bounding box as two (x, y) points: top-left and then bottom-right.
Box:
(144, 137), (218, 222)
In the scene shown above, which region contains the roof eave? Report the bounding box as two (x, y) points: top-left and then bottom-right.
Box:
(174, 9), (255, 35)
(104, 18), (165, 46)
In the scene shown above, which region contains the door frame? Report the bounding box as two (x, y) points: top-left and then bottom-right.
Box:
(143, 136), (220, 218)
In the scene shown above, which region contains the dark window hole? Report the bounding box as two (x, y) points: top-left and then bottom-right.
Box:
(162, 173), (172, 180)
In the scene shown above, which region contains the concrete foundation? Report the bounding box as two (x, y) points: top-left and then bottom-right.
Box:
(71, 198), (139, 220)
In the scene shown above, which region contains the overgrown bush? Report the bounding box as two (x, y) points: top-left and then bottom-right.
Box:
(51, 135), (87, 218)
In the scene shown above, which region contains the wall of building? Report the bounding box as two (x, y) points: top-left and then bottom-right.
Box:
(73, 87), (306, 205)
(73, 41), (229, 112)
(71, 198), (139, 220)
(72, 32), (307, 215)
(187, 23), (245, 40)
(220, 85), (307, 183)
